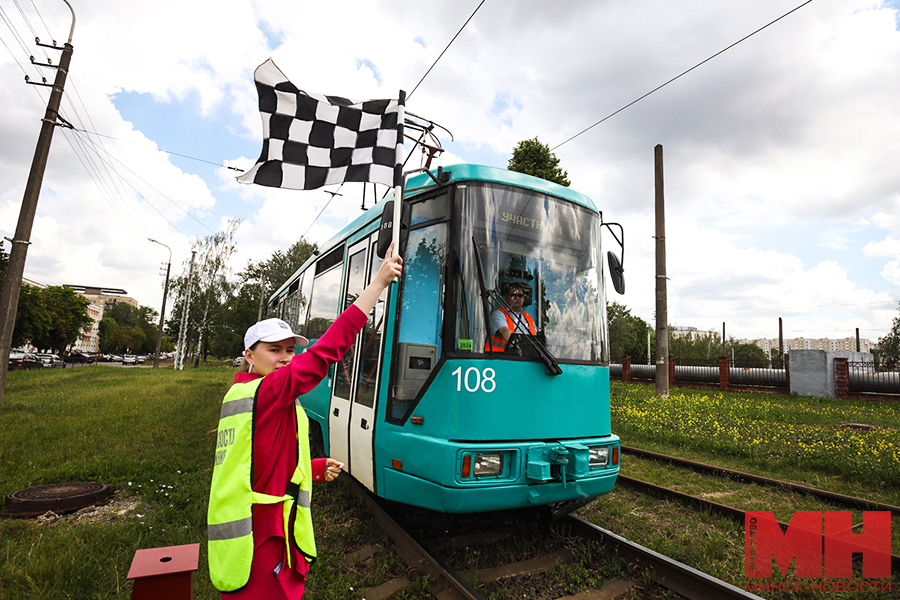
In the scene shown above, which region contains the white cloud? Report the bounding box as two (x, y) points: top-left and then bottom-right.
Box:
(1, 0), (899, 341)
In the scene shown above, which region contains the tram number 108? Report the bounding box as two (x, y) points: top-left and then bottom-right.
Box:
(451, 367), (496, 393)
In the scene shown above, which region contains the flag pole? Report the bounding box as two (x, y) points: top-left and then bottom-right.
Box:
(391, 91), (406, 255)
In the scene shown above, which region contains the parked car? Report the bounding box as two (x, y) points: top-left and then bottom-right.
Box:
(64, 353), (95, 364)
(35, 353), (64, 368)
(9, 352), (43, 370)
(232, 356), (244, 368)
(136, 355), (147, 364)
(123, 355), (137, 365)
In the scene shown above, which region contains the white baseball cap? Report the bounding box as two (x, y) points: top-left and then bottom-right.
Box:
(244, 318), (309, 350)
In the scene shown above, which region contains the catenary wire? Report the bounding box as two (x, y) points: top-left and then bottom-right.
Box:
(407, 0), (487, 100)
(551, 0), (814, 151)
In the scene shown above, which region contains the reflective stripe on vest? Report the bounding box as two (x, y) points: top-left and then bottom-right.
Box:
(207, 379), (317, 592)
(485, 307), (537, 352)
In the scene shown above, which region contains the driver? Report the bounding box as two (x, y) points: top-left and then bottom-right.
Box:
(485, 282), (537, 352)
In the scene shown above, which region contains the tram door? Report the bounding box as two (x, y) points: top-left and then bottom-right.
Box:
(329, 236), (385, 490)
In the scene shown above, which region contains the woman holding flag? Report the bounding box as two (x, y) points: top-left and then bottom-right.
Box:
(207, 245), (402, 599)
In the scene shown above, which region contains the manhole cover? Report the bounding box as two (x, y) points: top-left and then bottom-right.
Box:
(4, 482), (113, 518)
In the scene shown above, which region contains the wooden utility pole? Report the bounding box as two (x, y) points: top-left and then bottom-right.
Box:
(0, 2), (75, 407)
(654, 145), (669, 397)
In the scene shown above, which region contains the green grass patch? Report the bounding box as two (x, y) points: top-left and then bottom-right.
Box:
(0, 367), (227, 599)
(611, 382), (900, 488)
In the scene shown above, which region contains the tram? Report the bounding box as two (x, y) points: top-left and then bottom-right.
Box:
(267, 164), (624, 514)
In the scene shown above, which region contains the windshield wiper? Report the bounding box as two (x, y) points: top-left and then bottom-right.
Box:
(471, 238), (563, 376)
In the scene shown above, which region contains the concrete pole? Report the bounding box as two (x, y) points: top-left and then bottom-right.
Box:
(654, 145), (669, 397)
(148, 239), (171, 369)
(256, 275), (266, 322)
(778, 317), (784, 367)
(0, 4), (75, 406)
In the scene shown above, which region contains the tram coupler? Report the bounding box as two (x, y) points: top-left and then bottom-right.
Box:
(526, 443), (590, 486)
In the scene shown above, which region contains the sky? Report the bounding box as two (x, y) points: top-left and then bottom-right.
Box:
(1, 0), (899, 344)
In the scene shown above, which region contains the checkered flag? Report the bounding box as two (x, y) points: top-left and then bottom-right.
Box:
(238, 59), (404, 191)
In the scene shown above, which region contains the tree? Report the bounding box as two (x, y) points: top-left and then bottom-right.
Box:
(97, 304), (159, 354)
(875, 302), (900, 371)
(11, 285), (51, 349)
(0, 241), (8, 284)
(607, 301), (653, 361)
(508, 137), (571, 187)
(239, 237), (318, 307)
(171, 219), (240, 366)
(29, 286), (92, 354)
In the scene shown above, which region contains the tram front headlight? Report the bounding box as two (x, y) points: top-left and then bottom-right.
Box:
(474, 453), (504, 477)
(589, 446), (610, 468)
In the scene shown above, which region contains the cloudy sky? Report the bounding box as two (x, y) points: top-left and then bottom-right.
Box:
(2, 0), (899, 343)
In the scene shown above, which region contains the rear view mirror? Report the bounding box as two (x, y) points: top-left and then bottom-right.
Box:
(607, 251), (625, 295)
(376, 200), (411, 258)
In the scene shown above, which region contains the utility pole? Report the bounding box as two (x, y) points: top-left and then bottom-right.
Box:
(175, 251), (196, 371)
(148, 239), (171, 369)
(256, 274), (266, 322)
(778, 317), (784, 367)
(0, 1), (75, 407)
(654, 144), (669, 397)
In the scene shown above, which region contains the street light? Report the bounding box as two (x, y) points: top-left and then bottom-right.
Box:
(148, 238), (171, 369)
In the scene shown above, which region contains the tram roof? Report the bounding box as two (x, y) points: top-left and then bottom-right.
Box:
(268, 164), (598, 302)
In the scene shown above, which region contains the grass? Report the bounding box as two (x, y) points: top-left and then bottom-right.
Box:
(591, 382), (900, 599)
(609, 382), (900, 489)
(1, 370), (898, 599)
(0, 365), (413, 600)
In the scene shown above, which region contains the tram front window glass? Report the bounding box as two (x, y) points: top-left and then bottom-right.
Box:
(454, 182), (606, 362)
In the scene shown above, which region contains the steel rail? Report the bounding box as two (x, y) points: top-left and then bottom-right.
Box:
(345, 477), (485, 600)
(617, 474), (900, 574)
(343, 474), (780, 599)
(623, 445), (900, 515)
(559, 514), (766, 600)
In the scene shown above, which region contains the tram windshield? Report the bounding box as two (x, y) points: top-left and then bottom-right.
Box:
(453, 182), (608, 363)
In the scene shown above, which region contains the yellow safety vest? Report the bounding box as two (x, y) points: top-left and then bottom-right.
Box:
(207, 379), (316, 592)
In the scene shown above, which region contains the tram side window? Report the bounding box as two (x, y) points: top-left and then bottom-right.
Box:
(297, 266), (314, 337)
(306, 247), (345, 340)
(281, 274), (307, 334)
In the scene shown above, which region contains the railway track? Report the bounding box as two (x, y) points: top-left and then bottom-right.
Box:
(343, 476), (766, 600)
(618, 446), (900, 575)
(622, 446), (900, 515)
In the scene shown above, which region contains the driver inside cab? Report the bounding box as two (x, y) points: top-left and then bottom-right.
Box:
(485, 282), (537, 352)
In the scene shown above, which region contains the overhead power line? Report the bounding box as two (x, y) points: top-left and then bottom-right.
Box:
(552, 0), (814, 151)
(408, 0), (487, 100)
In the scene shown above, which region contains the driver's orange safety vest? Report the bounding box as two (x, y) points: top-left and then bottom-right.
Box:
(485, 307), (536, 352)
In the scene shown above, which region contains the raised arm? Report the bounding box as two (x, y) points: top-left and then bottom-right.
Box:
(353, 243), (403, 315)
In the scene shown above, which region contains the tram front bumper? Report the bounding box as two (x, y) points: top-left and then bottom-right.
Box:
(381, 466), (619, 514)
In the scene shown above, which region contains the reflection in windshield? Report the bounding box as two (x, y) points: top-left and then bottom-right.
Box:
(455, 182), (608, 362)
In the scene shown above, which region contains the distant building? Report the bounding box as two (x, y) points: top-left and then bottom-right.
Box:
(747, 336), (872, 355)
(63, 285), (138, 313)
(67, 302), (104, 354)
(671, 326), (719, 340)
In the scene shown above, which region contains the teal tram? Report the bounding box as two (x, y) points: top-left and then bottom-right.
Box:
(266, 164), (623, 514)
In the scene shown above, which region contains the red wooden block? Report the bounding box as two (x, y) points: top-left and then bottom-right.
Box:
(127, 543), (200, 600)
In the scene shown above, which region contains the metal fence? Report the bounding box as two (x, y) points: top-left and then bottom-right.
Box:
(847, 361), (900, 394)
(611, 357), (899, 397)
